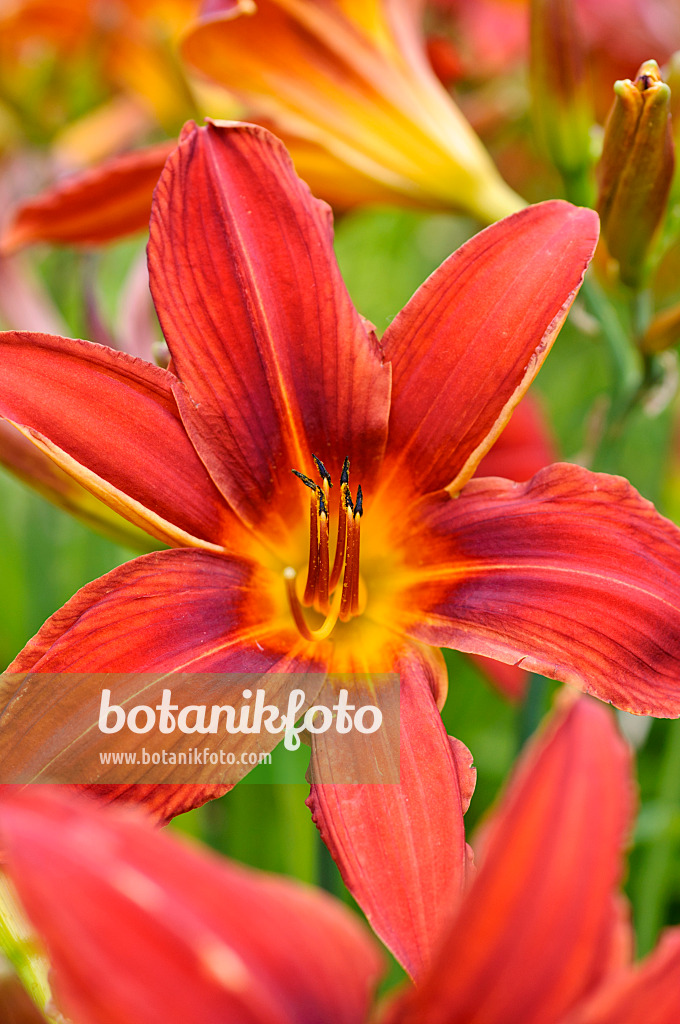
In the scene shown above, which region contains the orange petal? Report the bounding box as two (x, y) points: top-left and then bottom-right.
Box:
(1, 141), (173, 253)
(307, 642), (471, 978)
(474, 393), (557, 482)
(148, 121), (390, 537)
(398, 464), (680, 717)
(378, 201), (598, 500)
(392, 697), (633, 1024)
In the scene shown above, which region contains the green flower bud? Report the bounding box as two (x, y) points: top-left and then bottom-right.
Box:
(597, 60), (674, 288)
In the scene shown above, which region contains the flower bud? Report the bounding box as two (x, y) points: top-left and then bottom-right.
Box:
(597, 60), (674, 288)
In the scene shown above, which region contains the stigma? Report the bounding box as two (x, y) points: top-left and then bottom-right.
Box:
(285, 455), (363, 642)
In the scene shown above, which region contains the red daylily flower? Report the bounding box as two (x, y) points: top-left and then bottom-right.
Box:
(3, 698), (680, 1024)
(2, 119), (680, 971)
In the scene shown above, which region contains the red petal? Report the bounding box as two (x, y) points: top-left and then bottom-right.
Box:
(392, 697), (633, 1024)
(0, 419), (158, 550)
(1, 141), (173, 252)
(0, 549), (326, 803)
(399, 464), (680, 716)
(0, 331), (235, 549)
(148, 121), (391, 536)
(0, 788), (383, 1024)
(307, 642), (470, 978)
(379, 201), (598, 498)
(566, 929), (680, 1024)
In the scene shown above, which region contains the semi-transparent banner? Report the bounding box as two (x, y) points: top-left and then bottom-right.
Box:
(0, 672), (401, 785)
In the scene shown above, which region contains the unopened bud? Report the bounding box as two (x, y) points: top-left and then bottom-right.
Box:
(530, 0), (593, 184)
(640, 301), (680, 354)
(597, 60), (674, 288)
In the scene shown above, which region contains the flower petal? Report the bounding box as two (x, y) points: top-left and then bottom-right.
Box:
(0, 331), (236, 549)
(148, 121), (391, 536)
(391, 697), (633, 1024)
(0, 787), (383, 1024)
(0, 549), (326, 802)
(398, 464), (680, 716)
(307, 642), (471, 979)
(378, 202), (598, 499)
(0, 142), (173, 253)
(566, 929), (680, 1024)
(0, 420), (159, 551)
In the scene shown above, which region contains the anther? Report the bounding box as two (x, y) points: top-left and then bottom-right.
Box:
(292, 470), (318, 492)
(312, 454), (332, 490)
(355, 484), (363, 517)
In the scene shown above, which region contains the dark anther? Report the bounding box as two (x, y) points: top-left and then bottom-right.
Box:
(318, 490), (328, 517)
(292, 469), (318, 492)
(355, 485), (364, 517)
(340, 456), (350, 485)
(312, 454), (332, 487)
(345, 489), (354, 514)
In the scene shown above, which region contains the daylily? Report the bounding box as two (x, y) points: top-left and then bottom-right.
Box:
(181, 0), (524, 221)
(4, 119), (680, 971)
(0, 0), (525, 251)
(3, 698), (680, 1024)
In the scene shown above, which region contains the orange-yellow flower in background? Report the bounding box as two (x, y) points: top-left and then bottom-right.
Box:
(181, 0), (525, 222)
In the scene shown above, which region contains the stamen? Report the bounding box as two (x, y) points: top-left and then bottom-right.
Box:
(312, 454), (332, 492)
(290, 455), (365, 638)
(302, 491), (319, 607)
(284, 568), (343, 642)
(351, 491), (362, 616)
(339, 500), (358, 623)
(329, 457), (350, 591)
(316, 507), (330, 613)
(292, 469), (317, 492)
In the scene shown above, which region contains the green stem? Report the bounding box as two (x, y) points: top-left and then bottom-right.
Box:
(633, 719), (680, 956)
(516, 673), (549, 751)
(562, 167), (594, 208)
(631, 288), (653, 345)
(581, 274), (643, 420)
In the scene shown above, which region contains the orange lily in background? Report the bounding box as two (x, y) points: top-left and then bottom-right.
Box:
(181, 0), (525, 221)
(0, 0), (526, 251)
(3, 698), (680, 1024)
(2, 120), (680, 972)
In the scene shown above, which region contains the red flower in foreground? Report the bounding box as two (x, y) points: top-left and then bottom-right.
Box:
(2, 120), (680, 971)
(2, 698), (680, 1024)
